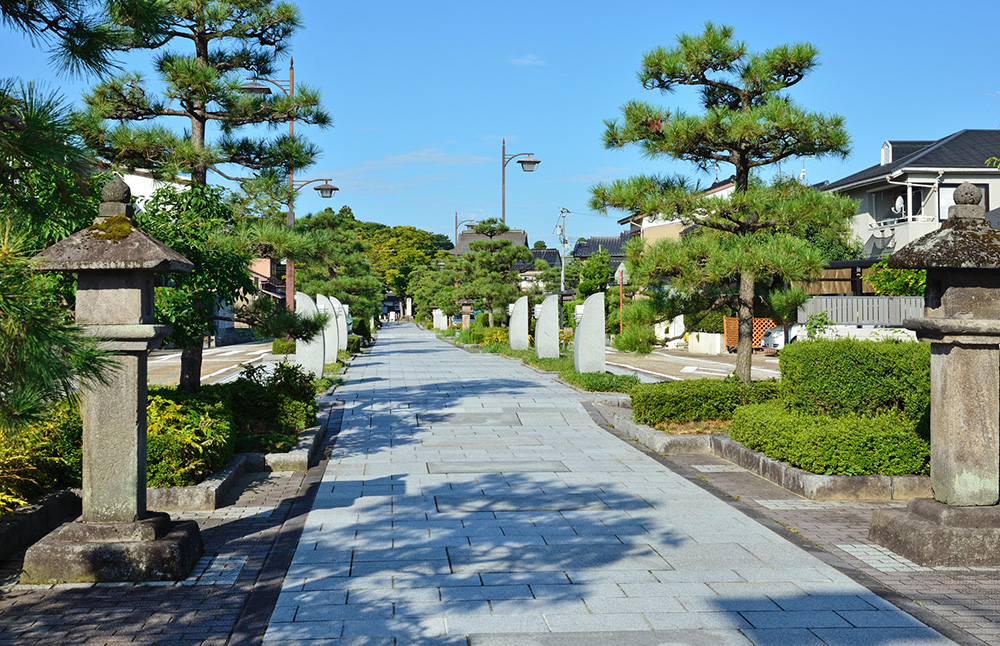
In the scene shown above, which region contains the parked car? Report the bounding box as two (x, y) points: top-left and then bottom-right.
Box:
(760, 324), (803, 352)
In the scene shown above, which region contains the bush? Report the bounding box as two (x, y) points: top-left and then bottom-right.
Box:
(730, 401), (929, 476)
(559, 370), (640, 393)
(352, 318), (372, 342)
(347, 335), (362, 354)
(272, 338), (295, 354)
(21, 399), (83, 490)
(779, 339), (930, 423)
(631, 378), (780, 426)
(146, 395), (233, 487)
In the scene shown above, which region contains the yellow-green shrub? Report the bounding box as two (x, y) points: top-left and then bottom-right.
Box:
(146, 395), (233, 487)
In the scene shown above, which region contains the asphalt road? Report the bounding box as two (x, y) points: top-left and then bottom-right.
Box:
(605, 345), (782, 382)
(147, 341), (275, 387)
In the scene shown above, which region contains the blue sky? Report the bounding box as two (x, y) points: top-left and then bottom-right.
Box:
(3, 1), (1000, 249)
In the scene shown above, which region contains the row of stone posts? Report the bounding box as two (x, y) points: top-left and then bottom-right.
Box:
(295, 292), (349, 377)
(507, 292), (605, 372)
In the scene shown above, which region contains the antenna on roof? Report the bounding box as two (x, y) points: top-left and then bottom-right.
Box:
(799, 158), (807, 182)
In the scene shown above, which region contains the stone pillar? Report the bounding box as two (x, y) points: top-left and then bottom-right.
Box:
(335, 300), (349, 351)
(535, 294), (560, 359)
(574, 292), (606, 373)
(461, 303), (472, 330)
(509, 296), (529, 350)
(295, 292), (325, 377)
(316, 294), (340, 368)
(869, 182), (1000, 565)
(22, 177), (202, 582)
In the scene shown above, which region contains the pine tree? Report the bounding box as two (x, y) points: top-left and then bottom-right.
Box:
(593, 23), (852, 383)
(73, 0), (330, 389)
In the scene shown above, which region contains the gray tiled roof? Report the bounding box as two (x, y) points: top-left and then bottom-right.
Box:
(451, 228), (529, 254)
(825, 130), (1000, 192)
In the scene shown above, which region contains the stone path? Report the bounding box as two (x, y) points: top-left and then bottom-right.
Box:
(264, 322), (955, 645)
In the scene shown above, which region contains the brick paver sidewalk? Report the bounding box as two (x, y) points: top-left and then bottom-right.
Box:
(263, 322), (957, 645)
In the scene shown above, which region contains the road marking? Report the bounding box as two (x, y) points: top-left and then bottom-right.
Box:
(605, 361), (681, 381)
(680, 366), (697, 373)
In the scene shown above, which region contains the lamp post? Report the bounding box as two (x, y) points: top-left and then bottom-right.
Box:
(501, 139), (540, 224)
(242, 59), (338, 310)
(454, 213), (478, 247)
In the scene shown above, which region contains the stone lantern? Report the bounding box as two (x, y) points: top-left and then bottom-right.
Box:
(870, 181), (1000, 566)
(21, 177), (203, 583)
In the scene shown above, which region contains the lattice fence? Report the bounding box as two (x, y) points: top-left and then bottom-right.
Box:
(722, 316), (776, 351)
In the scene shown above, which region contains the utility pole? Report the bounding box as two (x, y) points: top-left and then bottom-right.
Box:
(556, 208), (572, 293)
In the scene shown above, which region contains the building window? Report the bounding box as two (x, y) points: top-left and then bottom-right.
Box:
(939, 184), (988, 221)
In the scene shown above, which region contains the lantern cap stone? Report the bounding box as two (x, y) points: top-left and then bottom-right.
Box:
(888, 181), (1000, 270)
(32, 177), (193, 274)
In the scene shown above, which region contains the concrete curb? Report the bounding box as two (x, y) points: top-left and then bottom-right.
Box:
(594, 403), (931, 501)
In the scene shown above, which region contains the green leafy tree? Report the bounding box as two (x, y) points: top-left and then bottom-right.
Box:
(362, 225), (449, 300)
(577, 249), (614, 299)
(294, 207), (383, 323)
(72, 0), (330, 386)
(592, 23), (852, 383)
(460, 218), (532, 326)
(409, 256), (463, 321)
(539, 257), (581, 294)
(136, 184), (254, 390)
(866, 259), (926, 296)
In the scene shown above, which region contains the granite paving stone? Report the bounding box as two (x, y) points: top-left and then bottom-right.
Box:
(264, 323), (958, 645)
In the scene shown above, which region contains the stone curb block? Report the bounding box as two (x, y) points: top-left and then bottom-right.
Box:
(0, 489), (81, 564)
(595, 403), (930, 501)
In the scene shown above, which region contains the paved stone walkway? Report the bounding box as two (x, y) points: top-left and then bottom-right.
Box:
(264, 323), (956, 646)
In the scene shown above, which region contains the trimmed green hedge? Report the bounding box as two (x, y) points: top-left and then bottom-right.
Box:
(631, 378), (780, 425)
(779, 339), (929, 422)
(730, 401), (929, 476)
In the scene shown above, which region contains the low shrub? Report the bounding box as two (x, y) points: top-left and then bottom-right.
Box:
(21, 399), (83, 490)
(779, 339), (929, 422)
(730, 401), (929, 476)
(631, 378), (780, 426)
(347, 335), (362, 354)
(352, 318), (372, 342)
(560, 370), (640, 393)
(146, 395), (233, 487)
(272, 338), (295, 354)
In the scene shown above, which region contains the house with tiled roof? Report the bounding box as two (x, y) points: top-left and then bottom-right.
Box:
(451, 224), (528, 254)
(571, 232), (634, 270)
(823, 129), (1000, 258)
(617, 176), (736, 243)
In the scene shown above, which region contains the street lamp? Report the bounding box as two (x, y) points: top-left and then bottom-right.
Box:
(241, 59), (337, 310)
(501, 138), (539, 224)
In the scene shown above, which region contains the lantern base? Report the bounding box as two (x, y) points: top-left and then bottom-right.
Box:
(20, 512), (202, 584)
(870, 497), (1000, 567)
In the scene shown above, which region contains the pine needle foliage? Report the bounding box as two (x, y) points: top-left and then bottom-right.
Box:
(592, 23), (855, 382)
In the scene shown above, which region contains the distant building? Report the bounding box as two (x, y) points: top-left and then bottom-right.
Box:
(618, 176), (736, 243)
(571, 232), (634, 270)
(823, 130), (1000, 258)
(451, 224), (528, 254)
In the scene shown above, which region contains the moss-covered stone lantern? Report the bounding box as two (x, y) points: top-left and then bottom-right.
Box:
(21, 177), (202, 583)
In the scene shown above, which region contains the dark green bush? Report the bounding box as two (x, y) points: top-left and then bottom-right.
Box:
(779, 339), (929, 422)
(272, 338), (295, 354)
(352, 318), (372, 342)
(347, 335), (362, 354)
(146, 395), (233, 487)
(560, 370), (640, 393)
(684, 310), (728, 334)
(730, 401), (929, 476)
(631, 378), (780, 425)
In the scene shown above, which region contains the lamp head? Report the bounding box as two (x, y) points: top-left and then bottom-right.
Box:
(517, 155), (540, 172)
(314, 182), (338, 198)
(240, 80), (272, 98)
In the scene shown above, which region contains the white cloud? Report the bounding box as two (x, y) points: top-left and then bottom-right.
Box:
(508, 53), (545, 67)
